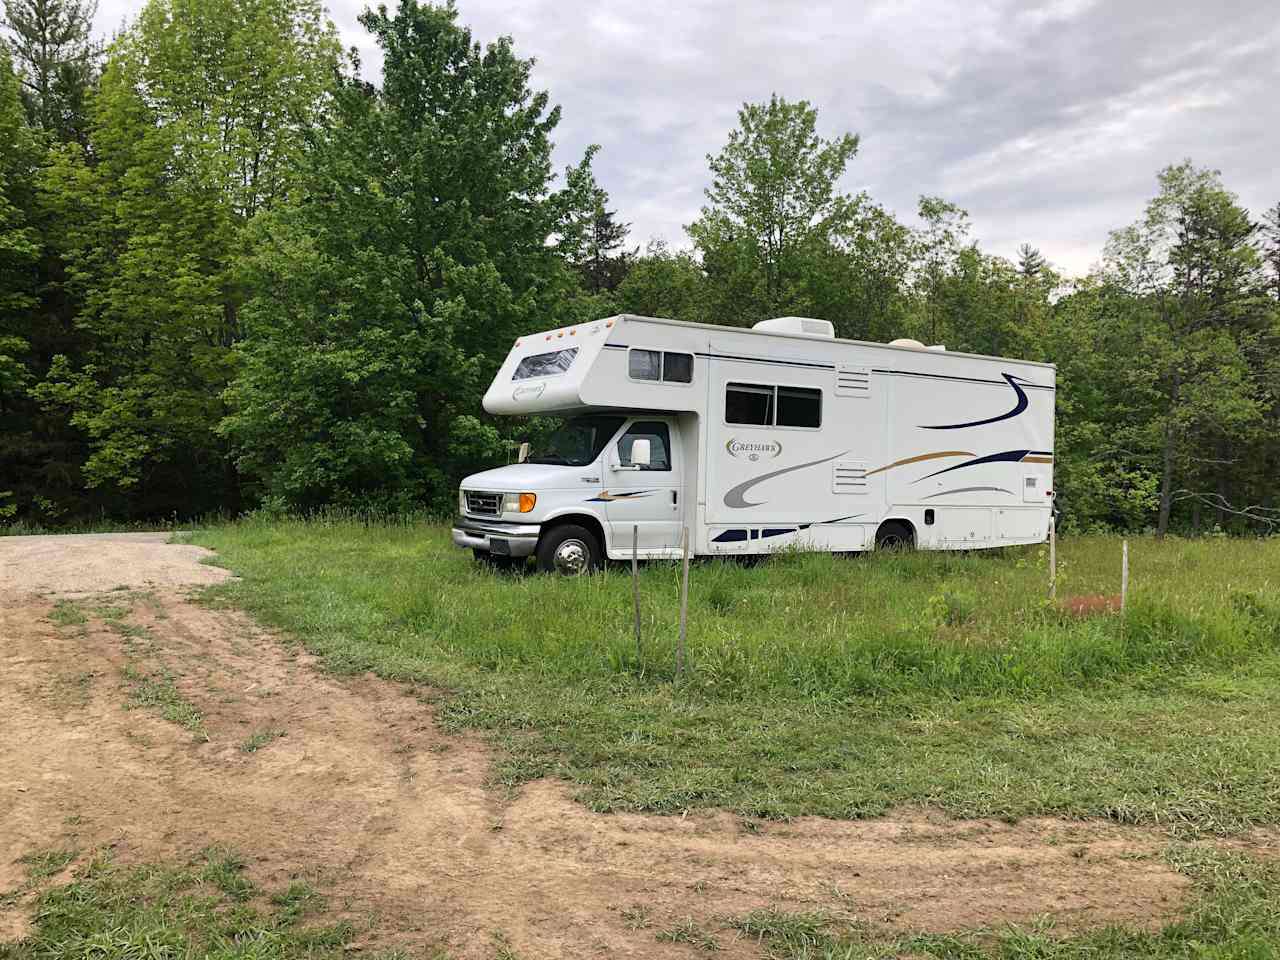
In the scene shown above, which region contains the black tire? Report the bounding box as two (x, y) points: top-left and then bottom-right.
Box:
(536, 524), (602, 576)
(473, 549), (522, 572)
(875, 520), (915, 551)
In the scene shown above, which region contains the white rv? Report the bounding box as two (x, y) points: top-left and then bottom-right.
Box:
(452, 314), (1055, 574)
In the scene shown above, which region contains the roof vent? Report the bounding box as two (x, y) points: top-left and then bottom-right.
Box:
(752, 316), (835, 338)
(888, 337), (948, 351)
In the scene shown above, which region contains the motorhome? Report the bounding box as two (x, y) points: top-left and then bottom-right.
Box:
(452, 314), (1055, 575)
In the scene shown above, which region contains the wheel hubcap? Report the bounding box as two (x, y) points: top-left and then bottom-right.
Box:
(553, 538), (590, 575)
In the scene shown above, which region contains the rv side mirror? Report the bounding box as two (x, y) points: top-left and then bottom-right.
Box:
(517, 441), (530, 464)
(629, 437), (651, 468)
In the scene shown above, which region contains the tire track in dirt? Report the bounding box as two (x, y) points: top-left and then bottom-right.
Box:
(0, 535), (1198, 957)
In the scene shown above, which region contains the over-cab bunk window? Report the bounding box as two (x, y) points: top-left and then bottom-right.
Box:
(725, 383), (821, 428)
(628, 349), (694, 384)
(513, 348), (579, 380)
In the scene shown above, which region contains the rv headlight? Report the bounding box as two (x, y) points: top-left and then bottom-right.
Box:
(502, 492), (537, 514)
(459, 489), (467, 514)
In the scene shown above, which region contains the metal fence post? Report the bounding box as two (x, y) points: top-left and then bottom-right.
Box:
(632, 525), (642, 664)
(676, 526), (690, 681)
(1121, 539), (1129, 612)
(1048, 515), (1056, 601)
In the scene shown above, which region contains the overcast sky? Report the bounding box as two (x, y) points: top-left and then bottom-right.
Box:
(95, 0), (1278, 276)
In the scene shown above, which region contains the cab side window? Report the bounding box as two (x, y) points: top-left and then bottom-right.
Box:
(617, 421), (672, 470)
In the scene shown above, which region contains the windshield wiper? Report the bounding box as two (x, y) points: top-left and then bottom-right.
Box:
(527, 456), (572, 465)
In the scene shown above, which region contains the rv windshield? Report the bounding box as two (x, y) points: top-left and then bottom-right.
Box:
(526, 415), (626, 466)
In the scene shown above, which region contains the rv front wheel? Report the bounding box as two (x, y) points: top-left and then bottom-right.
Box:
(536, 524), (602, 576)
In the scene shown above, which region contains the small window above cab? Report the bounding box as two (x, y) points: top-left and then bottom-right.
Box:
(628, 349), (694, 385)
(514, 348), (578, 380)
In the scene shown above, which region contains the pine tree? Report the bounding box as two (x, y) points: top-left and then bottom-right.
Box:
(1262, 202), (1280, 301)
(579, 204), (631, 293)
(2, 0), (99, 143)
(1017, 243), (1046, 282)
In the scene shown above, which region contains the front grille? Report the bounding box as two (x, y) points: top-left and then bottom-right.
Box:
(464, 490), (501, 516)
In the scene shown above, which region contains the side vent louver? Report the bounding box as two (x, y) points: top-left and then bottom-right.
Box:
(832, 460), (869, 495)
(835, 364), (871, 397)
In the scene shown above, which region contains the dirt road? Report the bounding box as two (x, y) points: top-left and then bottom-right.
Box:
(1, 534), (1196, 957)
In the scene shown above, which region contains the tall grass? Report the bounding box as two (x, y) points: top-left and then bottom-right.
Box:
(196, 521), (1280, 699)
(191, 521), (1280, 826)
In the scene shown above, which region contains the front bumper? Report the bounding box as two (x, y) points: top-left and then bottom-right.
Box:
(451, 515), (541, 557)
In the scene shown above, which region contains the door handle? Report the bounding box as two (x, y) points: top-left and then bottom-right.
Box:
(672, 490), (678, 505)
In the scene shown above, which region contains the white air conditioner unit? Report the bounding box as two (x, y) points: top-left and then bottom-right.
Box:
(752, 316), (835, 338)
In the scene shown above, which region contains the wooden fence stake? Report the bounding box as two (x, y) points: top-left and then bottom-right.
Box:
(1121, 539), (1129, 612)
(1048, 514), (1056, 601)
(631, 525), (642, 664)
(676, 526), (690, 681)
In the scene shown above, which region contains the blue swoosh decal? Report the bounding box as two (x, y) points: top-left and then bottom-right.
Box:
(919, 373), (1029, 430)
(723, 451), (850, 508)
(713, 514), (863, 543)
(914, 449), (1052, 483)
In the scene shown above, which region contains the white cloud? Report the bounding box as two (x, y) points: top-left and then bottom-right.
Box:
(92, 0), (1280, 276)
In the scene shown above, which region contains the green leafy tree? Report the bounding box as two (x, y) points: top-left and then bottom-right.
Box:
(688, 94), (860, 323)
(2, 0), (99, 143)
(797, 194), (915, 342)
(221, 0), (596, 511)
(615, 239), (706, 320)
(911, 195), (972, 345)
(1104, 161), (1267, 536)
(0, 43), (38, 329)
(35, 0), (340, 516)
(1042, 278), (1164, 531)
(0, 44), (42, 517)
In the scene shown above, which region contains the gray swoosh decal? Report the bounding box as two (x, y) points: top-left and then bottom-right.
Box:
(723, 450), (850, 508)
(923, 486), (1014, 499)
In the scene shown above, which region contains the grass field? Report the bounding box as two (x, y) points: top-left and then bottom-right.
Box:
(9, 845), (1279, 960)
(191, 522), (1280, 831)
(1, 847), (383, 960)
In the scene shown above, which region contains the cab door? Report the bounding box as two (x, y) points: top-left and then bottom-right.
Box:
(603, 419), (684, 555)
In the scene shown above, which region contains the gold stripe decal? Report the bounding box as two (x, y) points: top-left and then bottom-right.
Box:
(586, 490), (655, 502)
(1023, 455), (1054, 463)
(865, 451), (974, 478)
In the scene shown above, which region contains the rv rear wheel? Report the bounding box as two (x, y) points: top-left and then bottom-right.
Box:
(875, 521), (915, 551)
(536, 524), (602, 576)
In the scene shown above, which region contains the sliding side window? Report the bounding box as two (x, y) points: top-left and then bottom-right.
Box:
(777, 386), (821, 427)
(725, 383), (821, 428)
(725, 383), (774, 425)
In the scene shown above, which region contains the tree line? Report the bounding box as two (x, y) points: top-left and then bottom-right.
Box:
(2, 0), (1278, 535)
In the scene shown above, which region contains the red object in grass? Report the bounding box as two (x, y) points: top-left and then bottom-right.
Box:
(1059, 594), (1122, 618)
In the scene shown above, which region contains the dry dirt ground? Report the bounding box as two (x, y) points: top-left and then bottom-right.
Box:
(0, 533), (1230, 957)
